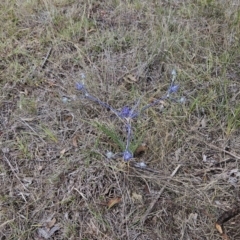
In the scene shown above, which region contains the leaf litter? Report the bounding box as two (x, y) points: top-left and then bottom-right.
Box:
(37, 217), (60, 240)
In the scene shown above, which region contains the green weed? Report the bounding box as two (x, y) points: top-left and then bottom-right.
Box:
(40, 125), (58, 143)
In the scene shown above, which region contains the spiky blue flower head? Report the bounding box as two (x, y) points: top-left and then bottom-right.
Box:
(76, 82), (85, 91)
(123, 150), (133, 161)
(119, 106), (131, 118)
(119, 106), (138, 119)
(168, 84), (179, 94)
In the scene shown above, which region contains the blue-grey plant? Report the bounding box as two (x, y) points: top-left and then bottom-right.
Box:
(76, 82), (119, 116)
(76, 70), (182, 161)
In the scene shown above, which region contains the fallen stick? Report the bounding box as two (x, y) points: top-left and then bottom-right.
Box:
(215, 204), (240, 240)
(141, 164), (181, 224)
(3, 154), (28, 191)
(190, 135), (240, 160)
(41, 47), (52, 68)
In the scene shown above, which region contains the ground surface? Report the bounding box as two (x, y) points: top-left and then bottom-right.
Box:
(1, 0), (240, 239)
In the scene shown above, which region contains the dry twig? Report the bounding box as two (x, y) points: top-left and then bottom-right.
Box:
(215, 204), (240, 240)
(191, 135), (240, 160)
(3, 154), (28, 191)
(41, 47), (52, 68)
(141, 164), (181, 224)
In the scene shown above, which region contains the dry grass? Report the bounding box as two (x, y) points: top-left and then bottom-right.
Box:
(1, 0), (240, 239)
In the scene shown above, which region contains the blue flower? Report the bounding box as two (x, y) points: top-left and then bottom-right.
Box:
(76, 82), (85, 91)
(123, 150), (133, 161)
(119, 106), (138, 119)
(119, 106), (131, 118)
(168, 84), (179, 94)
(75, 69), (181, 163)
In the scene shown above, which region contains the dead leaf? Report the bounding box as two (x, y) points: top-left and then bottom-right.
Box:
(216, 205), (240, 240)
(187, 213), (198, 226)
(217, 205), (240, 225)
(72, 135), (79, 147)
(59, 111), (74, 122)
(123, 74), (137, 83)
(222, 234), (230, 240)
(37, 216), (60, 239)
(107, 197), (121, 209)
(38, 165), (43, 172)
(134, 143), (147, 157)
(48, 226), (60, 236)
(148, 97), (157, 103)
(60, 149), (66, 157)
(38, 228), (50, 239)
(24, 88), (29, 95)
(132, 192), (143, 203)
(37, 225), (60, 240)
(117, 161), (127, 170)
(64, 115), (73, 122)
(23, 177), (33, 187)
(215, 223), (230, 240)
(215, 223), (224, 235)
(46, 218), (56, 229)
